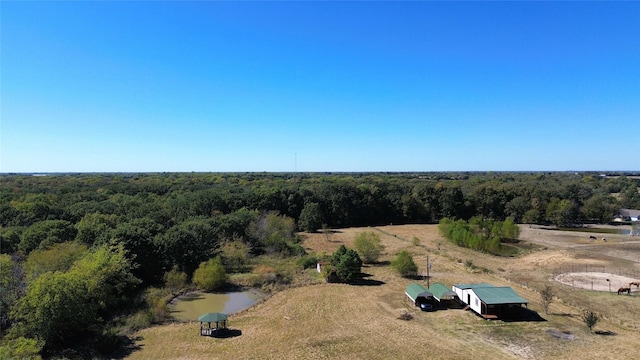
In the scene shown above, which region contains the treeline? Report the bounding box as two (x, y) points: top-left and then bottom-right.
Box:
(438, 217), (520, 254)
(0, 172), (639, 356)
(2, 172), (638, 233)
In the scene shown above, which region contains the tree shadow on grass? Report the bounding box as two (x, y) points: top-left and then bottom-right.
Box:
(108, 335), (144, 359)
(209, 329), (242, 339)
(350, 278), (385, 286)
(595, 330), (617, 336)
(368, 260), (391, 266)
(405, 274), (429, 281)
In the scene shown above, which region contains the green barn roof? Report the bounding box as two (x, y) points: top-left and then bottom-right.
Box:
(453, 283), (495, 290)
(405, 283), (433, 302)
(473, 287), (528, 305)
(428, 283), (458, 300)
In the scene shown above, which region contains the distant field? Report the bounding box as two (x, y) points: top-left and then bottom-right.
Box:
(554, 227), (627, 235)
(128, 225), (640, 359)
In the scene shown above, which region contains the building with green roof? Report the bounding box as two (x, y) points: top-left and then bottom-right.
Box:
(452, 283), (528, 319)
(404, 283), (434, 310)
(428, 283), (462, 308)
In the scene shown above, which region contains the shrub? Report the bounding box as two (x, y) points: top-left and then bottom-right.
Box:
(163, 265), (187, 294)
(221, 239), (251, 272)
(287, 242), (307, 256)
(391, 250), (418, 277)
(354, 231), (385, 263)
(540, 285), (555, 315)
(121, 310), (154, 334)
(192, 257), (227, 291)
(296, 254), (318, 269)
(0, 337), (44, 360)
(143, 287), (172, 324)
(582, 310), (599, 332)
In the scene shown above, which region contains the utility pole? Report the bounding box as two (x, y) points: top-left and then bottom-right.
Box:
(426, 255), (430, 288)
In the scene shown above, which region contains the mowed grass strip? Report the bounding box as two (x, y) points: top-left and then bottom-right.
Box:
(128, 225), (640, 359)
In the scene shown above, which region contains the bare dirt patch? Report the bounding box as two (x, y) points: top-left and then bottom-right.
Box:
(555, 272), (639, 292)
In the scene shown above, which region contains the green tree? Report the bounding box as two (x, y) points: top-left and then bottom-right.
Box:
(10, 271), (96, 350)
(249, 212), (296, 254)
(112, 218), (165, 285)
(192, 257), (227, 291)
(0, 226), (24, 254)
(298, 202), (323, 232)
(19, 220), (77, 253)
(546, 198), (579, 226)
(25, 242), (88, 282)
(156, 218), (217, 277)
(581, 194), (617, 224)
(354, 231), (385, 263)
(505, 196), (531, 223)
(13, 243), (139, 350)
(0, 204), (20, 227)
(221, 238), (251, 272)
(391, 250), (418, 277)
(12, 193), (59, 224)
(620, 184), (640, 209)
(1, 254), (22, 330)
(522, 208), (540, 225)
(500, 217), (520, 241)
(401, 194), (426, 222)
(334, 249), (362, 283)
(330, 244), (348, 266)
(0, 337), (44, 360)
(69, 244), (140, 315)
(164, 265), (187, 294)
(75, 213), (118, 245)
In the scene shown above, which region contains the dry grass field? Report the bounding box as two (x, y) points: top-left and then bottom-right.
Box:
(127, 225), (640, 359)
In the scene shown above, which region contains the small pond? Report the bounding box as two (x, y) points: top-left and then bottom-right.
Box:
(169, 289), (263, 322)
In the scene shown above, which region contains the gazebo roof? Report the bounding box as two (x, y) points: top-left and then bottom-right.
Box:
(199, 312), (228, 322)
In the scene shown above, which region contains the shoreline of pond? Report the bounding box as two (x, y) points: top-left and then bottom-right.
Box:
(168, 287), (269, 322)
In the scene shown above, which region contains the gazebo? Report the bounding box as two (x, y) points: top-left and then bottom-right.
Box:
(199, 312), (228, 336)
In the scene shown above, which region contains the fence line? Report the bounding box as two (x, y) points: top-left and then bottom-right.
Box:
(553, 265), (639, 280)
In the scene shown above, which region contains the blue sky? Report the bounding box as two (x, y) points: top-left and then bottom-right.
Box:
(2, 1), (639, 172)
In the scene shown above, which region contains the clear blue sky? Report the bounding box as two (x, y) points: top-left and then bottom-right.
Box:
(2, 1), (639, 172)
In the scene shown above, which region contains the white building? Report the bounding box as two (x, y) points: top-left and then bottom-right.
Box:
(452, 283), (528, 319)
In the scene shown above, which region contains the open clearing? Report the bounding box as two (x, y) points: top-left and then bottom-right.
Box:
(555, 273), (638, 292)
(128, 225), (640, 359)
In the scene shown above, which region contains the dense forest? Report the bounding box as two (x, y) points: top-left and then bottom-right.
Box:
(1, 172), (639, 357)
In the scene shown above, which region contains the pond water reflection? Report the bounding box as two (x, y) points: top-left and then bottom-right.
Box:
(170, 290), (262, 322)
